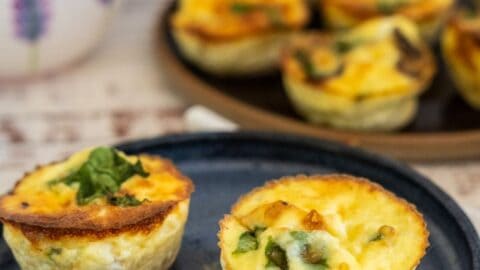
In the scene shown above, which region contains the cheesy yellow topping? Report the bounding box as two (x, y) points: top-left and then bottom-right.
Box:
(171, 0), (309, 40)
(321, 0), (452, 22)
(0, 148), (189, 224)
(283, 16), (434, 99)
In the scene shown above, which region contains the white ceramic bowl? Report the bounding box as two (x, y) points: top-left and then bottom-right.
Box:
(0, 0), (120, 80)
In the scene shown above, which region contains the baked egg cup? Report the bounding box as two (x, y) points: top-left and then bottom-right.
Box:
(442, 9), (480, 109)
(0, 147), (194, 270)
(281, 16), (436, 131)
(218, 174), (429, 270)
(170, 0), (310, 76)
(319, 0), (454, 41)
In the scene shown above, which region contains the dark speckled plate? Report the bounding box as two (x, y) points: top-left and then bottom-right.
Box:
(0, 132), (479, 269)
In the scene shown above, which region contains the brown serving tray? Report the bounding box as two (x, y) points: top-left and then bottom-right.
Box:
(156, 0), (480, 161)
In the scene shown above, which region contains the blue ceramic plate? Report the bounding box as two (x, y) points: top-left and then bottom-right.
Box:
(0, 132), (478, 269)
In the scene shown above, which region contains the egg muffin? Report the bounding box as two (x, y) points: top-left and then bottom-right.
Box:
(281, 16), (435, 131)
(170, 0), (310, 76)
(320, 0), (454, 41)
(442, 9), (480, 109)
(0, 147), (194, 270)
(219, 174), (429, 270)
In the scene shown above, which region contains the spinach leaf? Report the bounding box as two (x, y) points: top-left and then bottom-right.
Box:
(370, 225), (395, 242)
(334, 39), (357, 54)
(107, 194), (144, 207)
(290, 231), (308, 241)
(294, 49), (317, 79)
(233, 226), (266, 254)
(369, 232), (385, 242)
(265, 239), (288, 270)
(46, 247), (62, 262)
(300, 244), (328, 267)
(233, 231), (259, 254)
(52, 147), (149, 206)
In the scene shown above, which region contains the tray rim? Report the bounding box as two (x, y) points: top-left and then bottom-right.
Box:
(116, 131), (480, 269)
(155, 0), (480, 161)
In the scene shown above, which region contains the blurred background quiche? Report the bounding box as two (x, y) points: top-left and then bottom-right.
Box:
(170, 0), (310, 76)
(319, 0), (454, 41)
(442, 9), (480, 109)
(218, 174), (429, 270)
(0, 147), (193, 270)
(281, 16), (436, 131)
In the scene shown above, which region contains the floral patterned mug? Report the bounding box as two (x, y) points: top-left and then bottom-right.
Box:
(0, 0), (120, 81)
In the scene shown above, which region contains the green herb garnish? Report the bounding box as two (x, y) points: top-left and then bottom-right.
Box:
(294, 49), (343, 81)
(46, 247), (62, 262)
(334, 38), (359, 54)
(233, 227), (266, 254)
(265, 239), (288, 270)
(50, 147), (149, 206)
(230, 3), (284, 27)
(300, 244), (328, 267)
(369, 232), (385, 242)
(377, 0), (406, 14)
(290, 231), (309, 241)
(231, 3), (256, 13)
(294, 49), (316, 78)
(107, 194), (145, 207)
(369, 225), (395, 242)
(234, 231), (259, 254)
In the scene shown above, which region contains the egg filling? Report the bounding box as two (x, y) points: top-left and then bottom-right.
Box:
(442, 10), (480, 109)
(281, 17), (435, 131)
(219, 175), (429, 270)
(320, 0), (454, 40)
(170, 0), (310, 76)
(0, 147), (194, 270)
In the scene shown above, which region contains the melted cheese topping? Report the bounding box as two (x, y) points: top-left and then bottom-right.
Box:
(283, 17), (434, 99)
(0, 148), (192, 229)
(321, 0), (452, 23)
(219, 175), (428, 270)
(171, 0), (309, 40)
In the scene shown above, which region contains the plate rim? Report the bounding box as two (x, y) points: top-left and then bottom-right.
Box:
(155, 0), (480, 161)
(116, 131), (480, 269)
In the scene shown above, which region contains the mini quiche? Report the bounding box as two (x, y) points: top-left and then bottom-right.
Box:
(320, 0), (454, 41)
(281, 16), (435, 131)
(219, 174), (429, 270)
(0, 147), (194, 270)
(442, 9), (480, 109)
(170, 0), (310, 76)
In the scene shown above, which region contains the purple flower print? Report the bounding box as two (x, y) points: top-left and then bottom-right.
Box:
(13, 0), (50, 43)
(13, 0), (50, 72)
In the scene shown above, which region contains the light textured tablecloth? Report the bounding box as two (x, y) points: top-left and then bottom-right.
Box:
(0, 0), (479, 232)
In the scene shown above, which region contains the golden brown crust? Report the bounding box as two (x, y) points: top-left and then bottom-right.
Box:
(3, 202), (177, 243)
(0, 154), (194, 240)
(223, 174), (429, 270)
